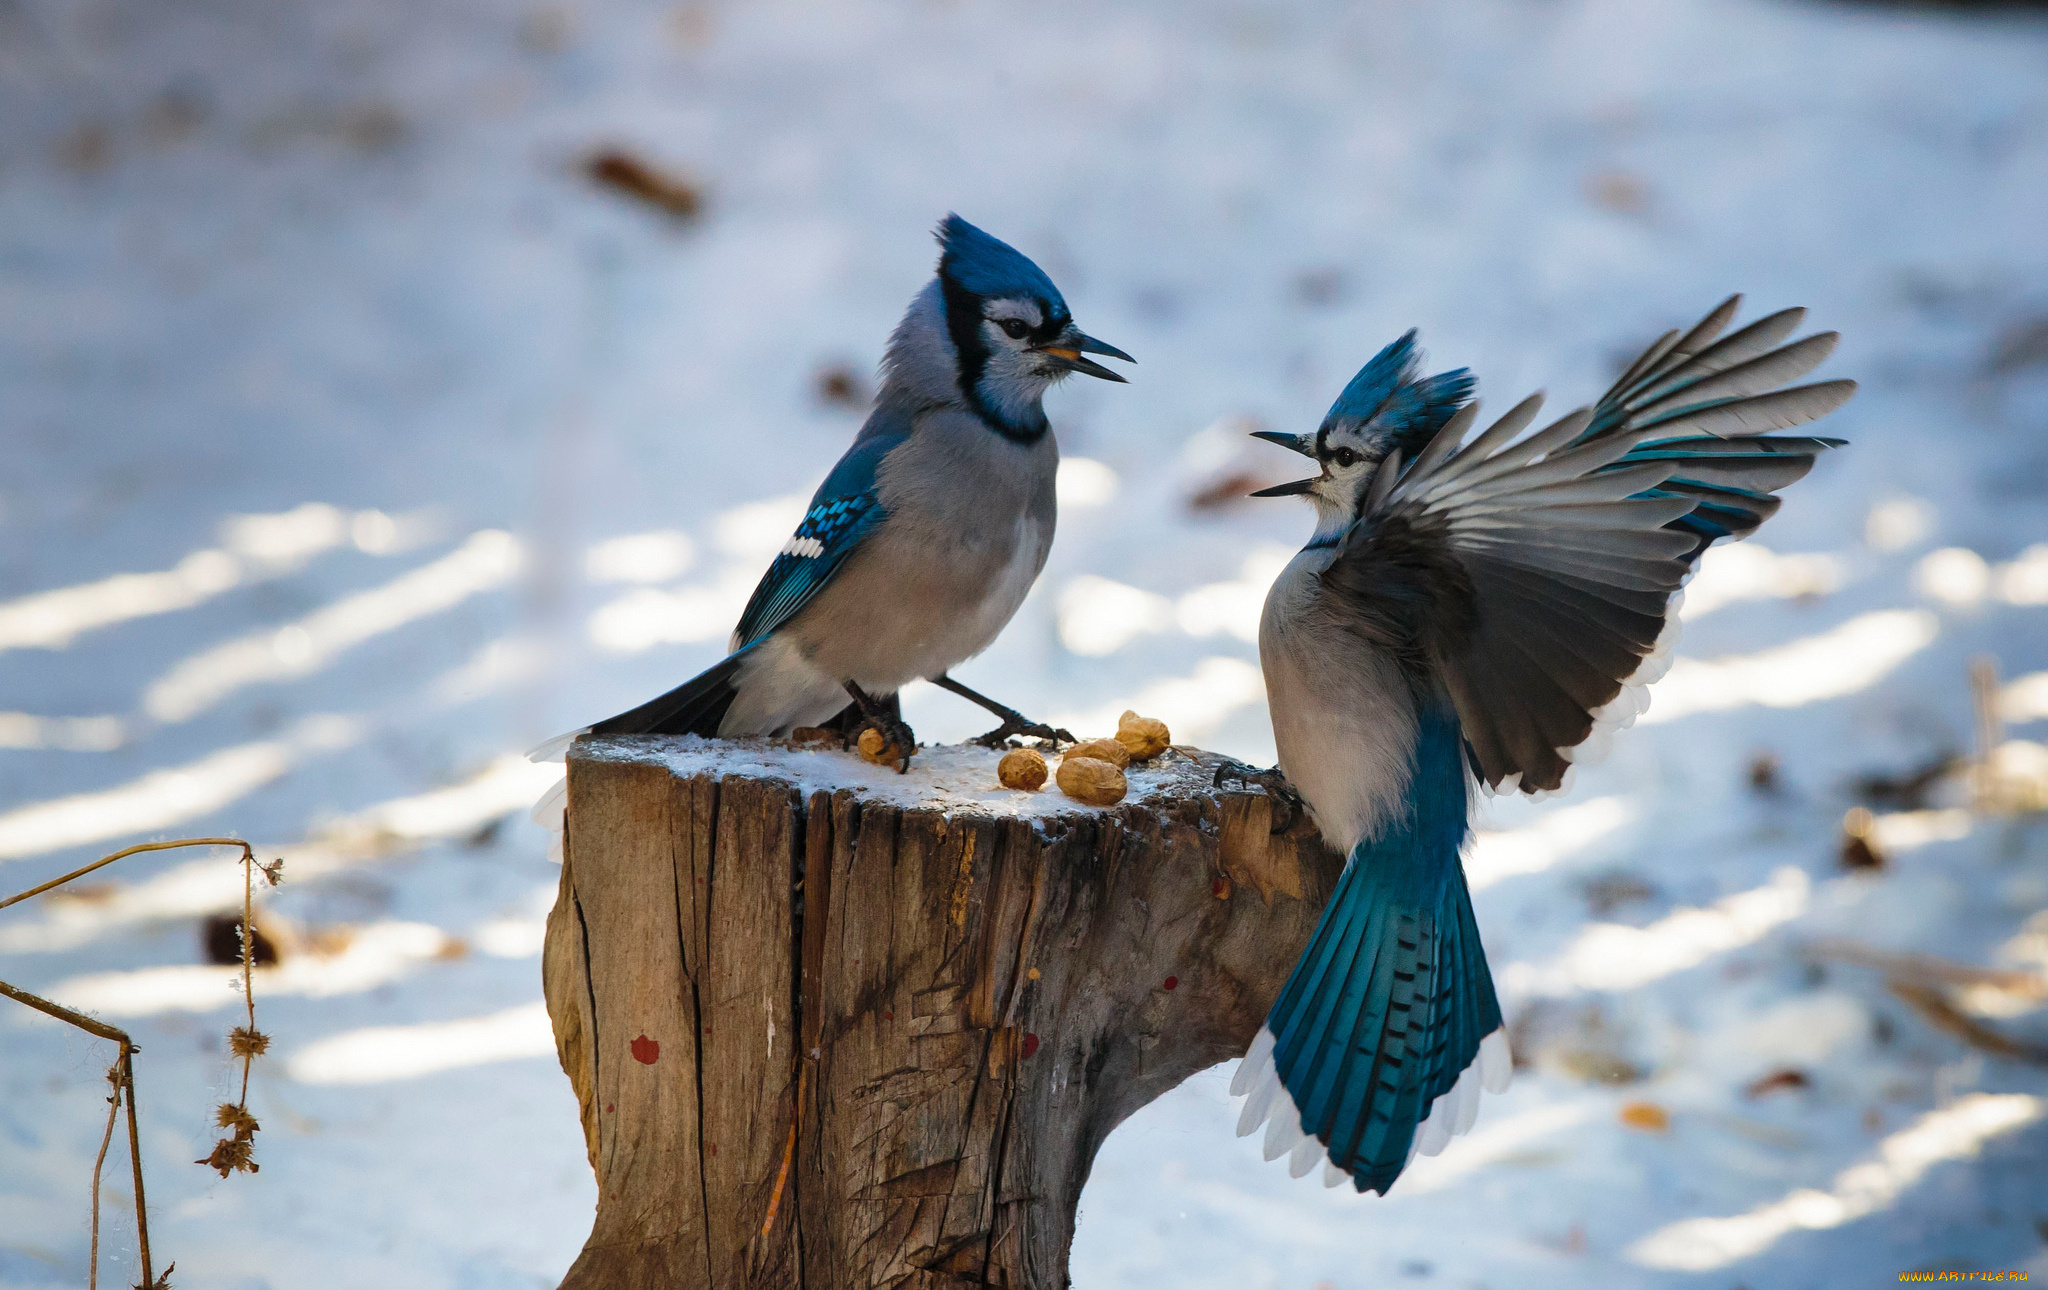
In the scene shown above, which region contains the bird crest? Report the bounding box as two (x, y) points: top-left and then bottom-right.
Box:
(1321, 331), (1474, 461)
(936, 214), (1067, 316)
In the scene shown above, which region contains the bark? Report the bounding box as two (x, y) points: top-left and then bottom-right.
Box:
(543, 737), (1341, 1289)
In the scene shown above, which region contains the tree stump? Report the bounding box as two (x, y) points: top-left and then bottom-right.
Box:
(541, 736), (1342, 1289)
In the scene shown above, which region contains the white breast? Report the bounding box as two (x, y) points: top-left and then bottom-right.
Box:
(1259, 551), (1419, 856)
(962, 517), (1044, 652)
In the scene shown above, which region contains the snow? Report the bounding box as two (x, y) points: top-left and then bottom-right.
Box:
(3, 0), (2047, 1286)
(573, 733), (1218, 819)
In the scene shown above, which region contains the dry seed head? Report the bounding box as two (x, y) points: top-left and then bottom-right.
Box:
(1115, 710), (1171, 761)
(215, 1102), (260, 1139)
(229, 1026), (271, 1059)
(1055, 756), (1128, 807)
(196, 1135), (257, 1177)
(1064, 737), (1131, 769)
(997, 747), (1048, 791)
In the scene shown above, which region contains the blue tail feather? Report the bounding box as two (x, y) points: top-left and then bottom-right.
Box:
(1285, 896), (1389, 1143)
(1260, 705), (1504, 1194)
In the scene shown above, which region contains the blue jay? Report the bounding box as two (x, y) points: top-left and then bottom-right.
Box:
(541, 216), (1131, 768)
(1229, 297), (1854, 1192)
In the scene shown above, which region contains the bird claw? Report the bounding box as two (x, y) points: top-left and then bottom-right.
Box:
(854, 715), (919, 774)
(971, 717), (1074, 750)
(1212, 759), (1306, 832)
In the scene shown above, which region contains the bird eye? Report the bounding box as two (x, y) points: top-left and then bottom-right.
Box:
(1332, 448), (1360, 468)
(998, 318), (1030, 340)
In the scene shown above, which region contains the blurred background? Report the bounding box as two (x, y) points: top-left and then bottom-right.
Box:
(3, 0), (2047, 1285)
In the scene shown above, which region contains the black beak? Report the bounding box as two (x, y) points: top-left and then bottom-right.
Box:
(1250, 429), (1317, 458)
(1036, 329), (1134, 382)
(1249, 477), (1317, 497)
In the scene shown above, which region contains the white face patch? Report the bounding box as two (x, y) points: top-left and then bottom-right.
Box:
(981, 297), (1050, 357)
(1290, 423), (1389, 542)
(1310, 425), (1383, 511)
(973, 295), (1065, 426)
(983, 297), (1044, 331)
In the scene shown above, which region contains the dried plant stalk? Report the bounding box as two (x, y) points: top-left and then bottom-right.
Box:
(88, 1065), (120, 1290)
(198, 841), (280, 1178)
(1, 836), (284, 1288)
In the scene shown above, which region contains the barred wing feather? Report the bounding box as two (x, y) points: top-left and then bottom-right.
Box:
(1330, 298), (1855, 794)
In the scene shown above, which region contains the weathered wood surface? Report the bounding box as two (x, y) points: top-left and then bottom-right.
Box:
(542, 737), (1343, 1289)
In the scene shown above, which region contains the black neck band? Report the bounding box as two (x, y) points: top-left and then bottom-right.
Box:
(939, 276), (1047, 444)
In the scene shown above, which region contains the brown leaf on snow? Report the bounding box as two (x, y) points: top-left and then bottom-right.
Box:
(1742, 1068), (1811, 1098)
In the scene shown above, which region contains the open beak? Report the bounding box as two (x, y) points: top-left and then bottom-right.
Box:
(1247, 428), (1319, 497)
(1035, 329), (1134, 383)
(1249, 477), (1317, 497)
(1250, 429), (1316, 457)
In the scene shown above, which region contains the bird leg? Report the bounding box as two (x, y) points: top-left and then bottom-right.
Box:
(842, 681), (917, 773)
(825, 688), (899, 736)
(930, 674), (1074, 749)
(1212, 758), (1307, 833)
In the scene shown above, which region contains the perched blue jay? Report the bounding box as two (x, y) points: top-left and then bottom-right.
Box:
(1229, 297), (1854, 1192)
(538, 215), (1131, 769)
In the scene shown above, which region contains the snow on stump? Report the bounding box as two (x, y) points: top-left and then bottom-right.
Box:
(542, 735), (1342, 1290)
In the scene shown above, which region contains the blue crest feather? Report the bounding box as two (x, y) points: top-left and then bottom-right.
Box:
(1327, 330), (1423, 422)
(936, 214), (1066, 313)
(1326, 331), (1475, 460)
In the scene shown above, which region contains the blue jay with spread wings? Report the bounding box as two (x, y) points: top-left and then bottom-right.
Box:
(537, 215), (1130, 770)
(1229, 298), (1853, 1193)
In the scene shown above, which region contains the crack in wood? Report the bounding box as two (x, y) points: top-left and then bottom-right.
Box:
(689, 778), (717, 1288)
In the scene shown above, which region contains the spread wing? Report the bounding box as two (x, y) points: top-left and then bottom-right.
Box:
(1324, 297), (1855, 795)
(730, 426), (903, 649)
(1575, 294), (1854, 555)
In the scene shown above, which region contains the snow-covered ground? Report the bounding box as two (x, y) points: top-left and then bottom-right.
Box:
(3, 0), (2046, 1285)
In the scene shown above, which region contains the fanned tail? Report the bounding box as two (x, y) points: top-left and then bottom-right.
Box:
(1232, 709), (1510, 1194)
(1233, 854), (1509, 1193)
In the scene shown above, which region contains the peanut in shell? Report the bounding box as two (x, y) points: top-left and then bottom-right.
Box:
(1056, 755), (1128, 807)
(1064, 737), (1132, 769)
(998, 747), (1048, 791)
(1115, 710), (1171, 761)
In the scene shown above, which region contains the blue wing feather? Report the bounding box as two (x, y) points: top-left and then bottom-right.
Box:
(1569, 300), (1851, 557)
(731, 421), (906, 649)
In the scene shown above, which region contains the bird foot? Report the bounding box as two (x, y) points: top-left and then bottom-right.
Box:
(1212, 759), (1306, 833)
(971, 715), (1074, 750)
(852, 715), (919, 774)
